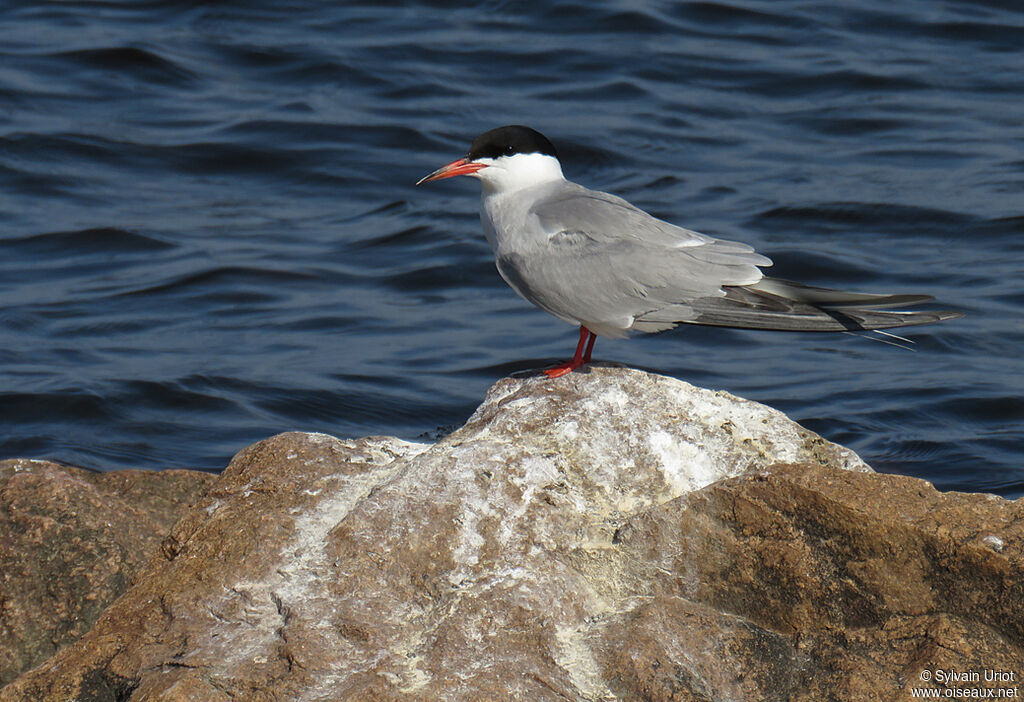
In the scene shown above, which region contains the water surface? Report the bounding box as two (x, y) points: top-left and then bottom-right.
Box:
(1, 0), (1021, 494)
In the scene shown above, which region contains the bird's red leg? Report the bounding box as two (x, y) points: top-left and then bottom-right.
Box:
(544, 326), (593, 378)
(583, 330), (597, 363)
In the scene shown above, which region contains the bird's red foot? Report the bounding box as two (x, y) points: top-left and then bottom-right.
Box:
(543, 359), (584, 378)
(542, 326), (597, 378)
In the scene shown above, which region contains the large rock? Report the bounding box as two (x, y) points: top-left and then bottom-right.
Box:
(0, 460), (215, 687)
(2, 367), (1021, 701)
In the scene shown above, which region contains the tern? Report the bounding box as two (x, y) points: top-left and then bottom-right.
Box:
(417, 125), (962, 378)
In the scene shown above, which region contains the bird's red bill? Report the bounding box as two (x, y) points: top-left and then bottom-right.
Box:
(416, 158), (486, 185)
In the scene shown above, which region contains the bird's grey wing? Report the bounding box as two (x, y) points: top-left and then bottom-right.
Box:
(533, 185), (767, 256)
(507, 186), (772, 335)
(530, 185), (770, 288)
(524, 187), (959, 335)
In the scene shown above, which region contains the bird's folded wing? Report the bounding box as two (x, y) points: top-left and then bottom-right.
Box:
(530, 185), (771, 296)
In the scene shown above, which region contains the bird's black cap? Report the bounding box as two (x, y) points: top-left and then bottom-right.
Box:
(466, 125), (559, 161)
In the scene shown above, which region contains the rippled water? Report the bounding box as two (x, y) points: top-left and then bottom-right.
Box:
(1, 1), (1021, 494)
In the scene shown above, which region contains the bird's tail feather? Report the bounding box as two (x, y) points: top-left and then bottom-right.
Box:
(747, 277), (934, 308)
(663, 277), (964, 332)
(843, 329), (918, 351)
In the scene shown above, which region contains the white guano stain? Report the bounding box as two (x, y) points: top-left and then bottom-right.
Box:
(648, 429), (716, 495)
(554, 624), (615, 701)
(205, 436), (430, 699)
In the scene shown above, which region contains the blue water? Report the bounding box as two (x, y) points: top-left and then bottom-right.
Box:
(1, 1), (1021, 495)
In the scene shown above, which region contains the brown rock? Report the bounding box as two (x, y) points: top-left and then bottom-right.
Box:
(2, 368), (1021, 701)
(0, 459), (215, 687)
(607, 463), (1024, 701)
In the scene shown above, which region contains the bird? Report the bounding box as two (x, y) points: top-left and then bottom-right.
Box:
(416, 125), (962, 378)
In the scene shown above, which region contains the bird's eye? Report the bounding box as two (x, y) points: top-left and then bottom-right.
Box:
(504, 145), (514, 154)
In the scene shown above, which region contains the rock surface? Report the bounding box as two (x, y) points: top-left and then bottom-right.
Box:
(0, 459), (216, 687)
(2, 367), (1022, 701)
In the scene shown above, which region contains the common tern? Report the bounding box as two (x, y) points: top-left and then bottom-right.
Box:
(417, 125), (961, 378)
